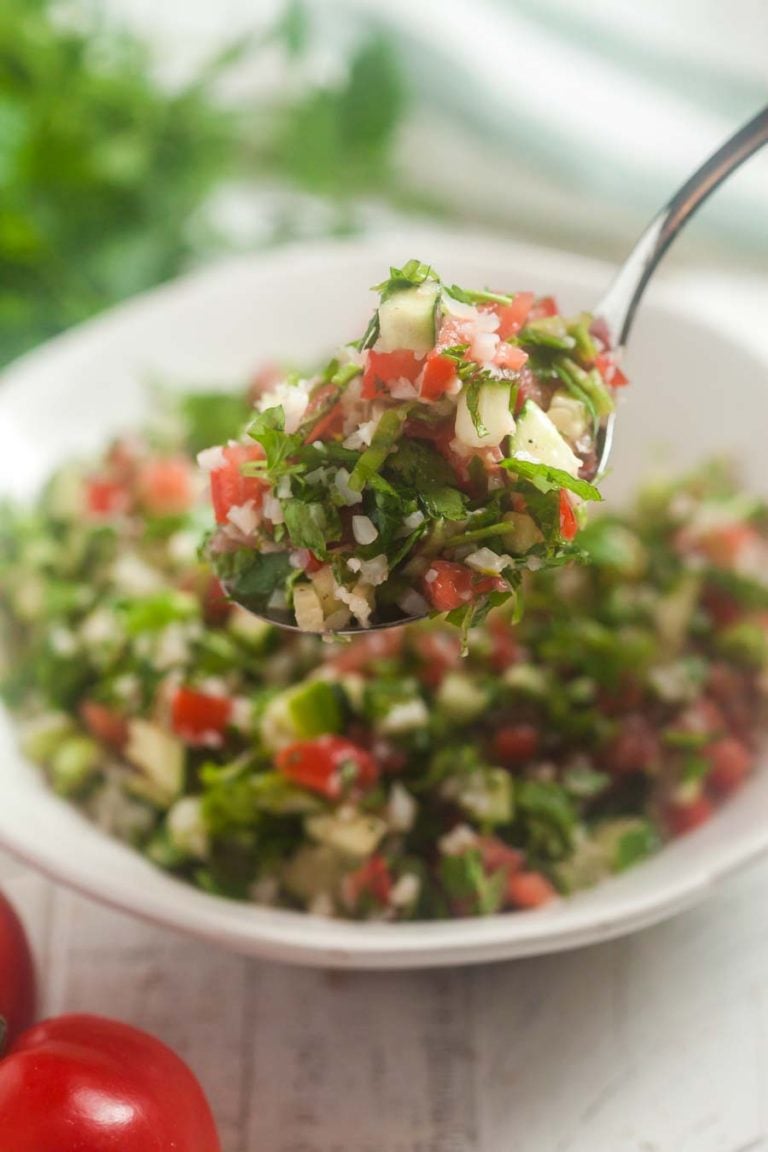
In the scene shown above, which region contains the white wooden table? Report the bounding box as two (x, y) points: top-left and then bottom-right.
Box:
(4, 847), (768, 1152)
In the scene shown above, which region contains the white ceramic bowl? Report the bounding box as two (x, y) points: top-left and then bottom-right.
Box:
(2, 233), (768, 969)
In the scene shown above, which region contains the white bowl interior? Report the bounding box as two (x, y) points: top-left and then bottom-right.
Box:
(1, 232), (768, 968)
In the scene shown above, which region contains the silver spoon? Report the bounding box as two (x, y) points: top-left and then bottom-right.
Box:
(232, 104), (768, 635)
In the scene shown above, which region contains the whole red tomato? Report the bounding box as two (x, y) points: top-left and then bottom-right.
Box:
(0, 891), (36, 1050)
(0, 1014), (221, 1151)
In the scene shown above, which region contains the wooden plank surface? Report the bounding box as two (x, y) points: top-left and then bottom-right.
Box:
(3, 849), (768, 1152)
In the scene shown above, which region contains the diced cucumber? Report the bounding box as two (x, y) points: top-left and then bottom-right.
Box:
(510, 401), (582, 477)
(282, 845), (346, 905)
(227, 605), (273, 651)
(436, 672), (488, 724)
(19, 712), (75, 765)
(455, 382), (515, 448)
(125, 719), (185, 808)
(654, 573), (701, 654)
(376, 283), (440, 355)
(503, 511), (544, 554)
(251, 771), (323, 815)
(167, 796), (209, 859)
(305, 811), (388, 858)
(457, 768), (514, 825)
(50, 736), (101, 797)
(260, 678), (342, 751)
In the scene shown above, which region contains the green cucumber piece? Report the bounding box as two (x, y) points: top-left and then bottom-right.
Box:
(376, 283), (440, 355)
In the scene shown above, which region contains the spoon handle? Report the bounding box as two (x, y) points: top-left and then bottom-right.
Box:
(599, 105), (768, 348)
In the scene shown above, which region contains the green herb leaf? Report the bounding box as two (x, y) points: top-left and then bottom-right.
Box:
(374, 259), (436, 301)
(465, 379), (487, 437)
(349, 406), (410, 492)
(614, 822), (659, 871)
(283, 499), (340, 556)
(503, 458), (602, 501)
(247, 406), (303, 477)
(446, 285), (514, 307)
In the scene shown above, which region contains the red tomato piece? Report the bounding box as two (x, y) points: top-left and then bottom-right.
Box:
(325, 630), (405, 675)
(422, 560), (504, 614)
(362, 350), (423, 400)
(203, 576), (232, 626)
(80, 700), (129, 750)
(305, 402), (345, 443)
(344, 855), (393, 908)
(595, 352), (629, 388)
(85, 476), (130, 518)
(412, 629), (462, 688)
(507, 871), (557, 909)
(705, 736), (752, 797)
(171, 687), (232, 745)
(494, 292), (534, 339)
(209, 442), (266, 526)
(702, 585), (744, 628)
(0, 892), (36, 1052)
(493, 724), (540, 766)
(665, 795), (714, 836)
(478, 837), (524, 876)
(603, 714), (660, 776)
(488, 615), (519, 672)
(420, 353), (456, 401)
(529, 295), (558, 319)
(559, 490), (579, 541)
(138, 456), (195, 516)
(494, 342), (529, 371)
(0, 1014), (221, 1151)
(698, 523), (758, 568)
(276, 735), (379, 798)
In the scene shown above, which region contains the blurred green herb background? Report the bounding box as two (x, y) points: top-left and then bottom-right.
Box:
(0, 0), (411, 366)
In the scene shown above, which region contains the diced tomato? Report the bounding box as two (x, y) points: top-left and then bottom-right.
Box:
(209, 443), (266, 526)
(343, 855), (392, 908)
(493, 724), (540, 766)
(665, 795), (714, 836)
(487, 614), (519, 673)
(276, 735), (379, 798)
(85, 477), (130, 518)
(422, 560), (504, 614)
(678, 522), (759, 568)
(420, 353), (456, 401)
(80, 701), (129, 750)
(494, 342), (529, 372)
(203, 576), (231, 626)
(478, 837), (523, 876)
(413, 629), (462, 688)
(603, 714), (660, 776)
(325, 630), (404, 675)
(677, 696), (726, 741)
(706, 664), (755, 739)
(595, 352), (629, 388)
(493, 292), (534, 339)
(507, 871), (557, 909)
(705, 737), (752, 797)
(703, 585), (743, 628)
(138, 456), (195, 517)
(362, 350), (423, 400)
(171, 686), (232, 745)
(529, 295), (558, 319)
(559, 490), (579, 541)
(305, 402), (345, 443)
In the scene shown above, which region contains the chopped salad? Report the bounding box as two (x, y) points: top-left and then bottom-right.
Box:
(1, 387), (765, 920)
(202, 261), (626, 633)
